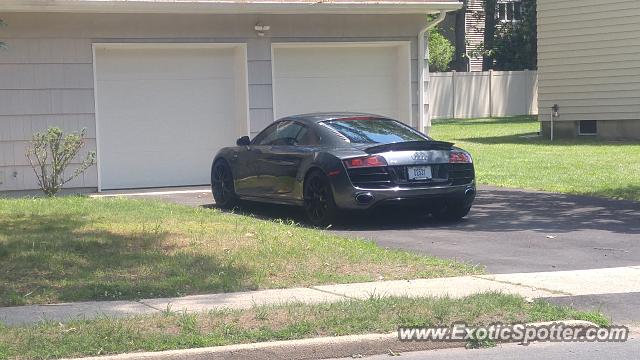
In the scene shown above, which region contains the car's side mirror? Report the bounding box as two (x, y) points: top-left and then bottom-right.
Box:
(236, 136), (251, 146)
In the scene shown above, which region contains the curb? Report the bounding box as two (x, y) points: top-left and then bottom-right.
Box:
(65, 321), (600, 360)
(64, 332), (463, 360)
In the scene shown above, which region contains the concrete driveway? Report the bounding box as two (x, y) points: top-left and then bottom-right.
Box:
(98, 185), (640, 324)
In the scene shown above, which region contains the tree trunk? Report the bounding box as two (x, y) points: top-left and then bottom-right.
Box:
(454, 0), (469, 71)
(482, 0), (497, 71)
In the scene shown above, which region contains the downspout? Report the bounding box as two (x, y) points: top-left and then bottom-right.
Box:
(418, 11), (447, 134)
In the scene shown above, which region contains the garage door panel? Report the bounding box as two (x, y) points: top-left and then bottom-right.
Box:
(96, 48), (237, 81)
(273, 43), (411, 124)
(95, 45), (247, 190)
(276, 77), (398, 116)
(274, 47), (397, 77)
(98, 79), (236, 146)
(102, 150), (207, 189)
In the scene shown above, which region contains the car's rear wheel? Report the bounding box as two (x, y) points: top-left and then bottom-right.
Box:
(211, 160), (238, 209)
(303, 170), (337, 227)
(432, 200), (471, 222)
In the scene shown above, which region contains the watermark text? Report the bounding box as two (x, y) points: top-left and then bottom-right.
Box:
(398, 322), (628, 345)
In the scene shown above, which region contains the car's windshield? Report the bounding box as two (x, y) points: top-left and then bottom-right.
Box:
(321, 118), (428, 144)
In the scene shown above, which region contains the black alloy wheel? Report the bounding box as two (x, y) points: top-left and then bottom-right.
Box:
(303, 170), (337, 226)
(211, 160), (237, 209)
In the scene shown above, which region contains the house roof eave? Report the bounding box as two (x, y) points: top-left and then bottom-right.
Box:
(0, 0), (463, 14)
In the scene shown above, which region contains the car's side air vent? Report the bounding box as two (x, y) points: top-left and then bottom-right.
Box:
(347, 167), (393, 189)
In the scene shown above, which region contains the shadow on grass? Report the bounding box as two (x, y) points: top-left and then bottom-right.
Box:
(589, 185), (640, 202)
(458, 133), (640, 146)
(433, 116), (536, 126)
(0, 213), (254, 307)
(203, 201), (306, 225)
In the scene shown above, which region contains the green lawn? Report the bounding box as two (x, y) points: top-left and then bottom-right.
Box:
(0, 293), (609, 360)
(431, 117), (640, 201)
(0, 197), (480, 307)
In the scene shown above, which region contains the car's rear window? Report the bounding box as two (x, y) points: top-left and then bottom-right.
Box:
(321, 118), (428, 144)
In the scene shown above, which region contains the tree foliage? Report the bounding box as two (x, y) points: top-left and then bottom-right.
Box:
(493, 0), (537, 70)
(428, 28), (455, 72)
(483, 0), (537, 70)
(26, 127), (96, 196)
(482, 0), (497, 70)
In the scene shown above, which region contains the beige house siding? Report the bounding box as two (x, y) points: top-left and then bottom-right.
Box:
(537, 0), (640, 138)
(0, 12), (429, 191)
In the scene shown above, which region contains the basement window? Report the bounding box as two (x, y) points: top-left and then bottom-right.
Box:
(578, 120), (598, 136)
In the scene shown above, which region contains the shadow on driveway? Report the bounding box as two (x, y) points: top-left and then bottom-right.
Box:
(205, 186), (640, 236)
(202, 186), (640, 274)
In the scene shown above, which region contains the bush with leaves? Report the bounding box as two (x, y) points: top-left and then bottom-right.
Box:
(26, 127), (96, 196)
(428, 28), (455, 72)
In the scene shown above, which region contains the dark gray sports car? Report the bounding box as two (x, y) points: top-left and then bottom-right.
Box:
(211, 113), (475, 225)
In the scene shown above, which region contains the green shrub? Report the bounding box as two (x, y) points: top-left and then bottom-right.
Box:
(25, 127), (96, 196)
(428, 28), (454, 72)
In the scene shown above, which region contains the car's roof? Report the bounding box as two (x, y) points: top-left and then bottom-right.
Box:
(281, 112), (391, 125)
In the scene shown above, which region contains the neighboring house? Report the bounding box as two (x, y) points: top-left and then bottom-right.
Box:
(0, 0), (462, 192)
(463, 0), (485, 72)
(537, 0), (640, 140)
(442, 0), (524, 71)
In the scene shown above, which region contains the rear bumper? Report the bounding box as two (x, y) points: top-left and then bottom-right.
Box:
(333, 181), (476, 210)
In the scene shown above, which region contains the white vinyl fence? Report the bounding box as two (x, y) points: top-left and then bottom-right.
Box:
(429, 70), (538, 119)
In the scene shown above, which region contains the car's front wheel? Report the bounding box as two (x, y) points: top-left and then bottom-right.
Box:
(211, 160), (238, 209)
(303, 170), (338, 227)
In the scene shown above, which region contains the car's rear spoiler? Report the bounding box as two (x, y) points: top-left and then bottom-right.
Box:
(364, 141), (454, 154)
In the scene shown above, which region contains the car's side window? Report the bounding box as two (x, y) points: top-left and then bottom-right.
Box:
(252, 121), (320, 146)
(251, 122), (280, 146)
(295, 125), (320, 146)
(252, 121), (297, 146)
(272, 121), (302, 146)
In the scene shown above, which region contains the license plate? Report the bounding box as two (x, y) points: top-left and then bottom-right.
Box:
(408, 166), (432, 180)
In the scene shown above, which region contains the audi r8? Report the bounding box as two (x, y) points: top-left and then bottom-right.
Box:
(211, 113), (476, 226)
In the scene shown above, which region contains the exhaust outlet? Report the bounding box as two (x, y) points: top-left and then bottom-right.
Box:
(355, 192), (375, 205)
(464, 188), (476, 206)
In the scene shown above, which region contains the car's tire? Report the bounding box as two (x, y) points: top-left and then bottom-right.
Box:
(211, 159), (238, 209)
(432, 200), (471, 222)
(303, 170), (338, 227)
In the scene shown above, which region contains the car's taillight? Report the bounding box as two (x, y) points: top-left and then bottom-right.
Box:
(449, 151), (473, 163)
(343, 155), (388, 168)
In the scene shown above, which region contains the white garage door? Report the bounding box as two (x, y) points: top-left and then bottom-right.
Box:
(272, 43), (412, 125)
(94, 44), (248, 190)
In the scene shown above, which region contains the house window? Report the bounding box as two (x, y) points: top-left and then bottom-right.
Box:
(579, 120), (598, 136)
(497, 1), (523, 22)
